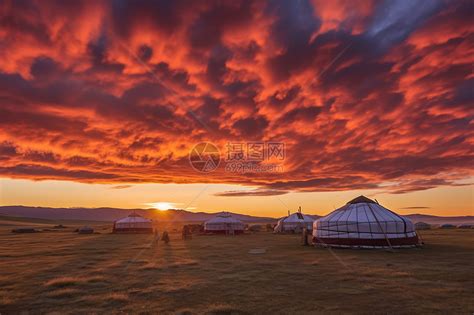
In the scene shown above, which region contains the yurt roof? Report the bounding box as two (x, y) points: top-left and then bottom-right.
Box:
(320, 196), (410, 224)
(282, 212), (314, 223)
(115, 212), (152, 223)
(347, 195), (377, 204)
(206, 212), (243, 224)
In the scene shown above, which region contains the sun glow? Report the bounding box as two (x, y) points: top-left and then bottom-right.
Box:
(147, 202), (176, 211)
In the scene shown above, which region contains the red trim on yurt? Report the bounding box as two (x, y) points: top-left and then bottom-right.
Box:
(112, 227), (153, 234)
(313, 235), (419, 247)
(204, 229), (244, 234)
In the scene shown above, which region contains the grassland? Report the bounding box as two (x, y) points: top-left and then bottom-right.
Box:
(0, 216), (473, 314)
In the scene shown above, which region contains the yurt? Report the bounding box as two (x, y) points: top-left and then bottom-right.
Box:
(78, 226), (94, 234)
(204, 212), (245, 234)
(440, 224), (455, 229)
(457, 224), (473, 229)
(313, 196), (419, 248)
(415, 222), (431, 230)
(274, 207), (315, 233)
(113, 212), (153, 233)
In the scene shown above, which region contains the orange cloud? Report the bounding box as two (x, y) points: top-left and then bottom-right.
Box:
(0, 0), (472, 194)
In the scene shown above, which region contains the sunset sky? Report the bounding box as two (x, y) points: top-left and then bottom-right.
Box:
(0, 0), (472, 217)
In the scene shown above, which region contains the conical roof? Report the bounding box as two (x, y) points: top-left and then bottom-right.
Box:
(347, 195), (377, 204)
(115, 212), (152, 223)
(282, 212), (314, 223)
(274, 209), (315, 233)
(204, 212), (245, 232)
(205, 212), (243, 224)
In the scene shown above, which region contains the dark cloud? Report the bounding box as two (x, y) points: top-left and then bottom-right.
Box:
(111, 0), (187, 38)
(196, 96), (222, 121)
(188, 1), (254, 49)
(387, 179), (472, 194)
(214, 189), (288, 197)
(23, 150), (58, 164)
(277, 106), (322, 124)
(0, 142), (18, 160)
(154, 62), (195, 91)
(266, 177), (380, 192)
(0, 164), (119, 180)
(110, 185), (133, 190)
(87, 33), (125, 74)
(266, 1), (322, 81)
(30, 57), (61, 80)
(121, 82), (168, 104)
(269, 86), (301, 108)
(232, 116), (269, 138)
(205, 45), (232, 86)
(366, 0), (444, 52)
(138, 45), (153, 62)
(450, 78), (474, 109)
(321, 61), (397, 99)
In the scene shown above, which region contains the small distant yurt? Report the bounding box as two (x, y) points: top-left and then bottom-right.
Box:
(440, 224), (455, 229)
(248, 224), (263, 232)
(457, 224), (473, 229)
(12, 228), (38, 233)
(204, 212), (245, 234)
(415, 222), (431, 230)
(274, 207), (315, 233)
(313, 196), (419, 248)
(113, 212), (153, 233)
(78, 226), (94, 234)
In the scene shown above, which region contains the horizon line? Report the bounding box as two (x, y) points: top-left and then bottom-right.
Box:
(1, 204), (472, 219)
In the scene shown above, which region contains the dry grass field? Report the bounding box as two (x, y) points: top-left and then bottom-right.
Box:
(0, 216), (473, 314)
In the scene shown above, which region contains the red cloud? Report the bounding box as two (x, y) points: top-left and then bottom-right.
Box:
(0, 0), (472, 194)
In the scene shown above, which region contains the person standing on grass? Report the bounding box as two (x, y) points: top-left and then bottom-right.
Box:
(182, 225), (188, 240)
(183, 225), (192, 240)
(162, 231), (170, 244)
(302, 227), (309, 246)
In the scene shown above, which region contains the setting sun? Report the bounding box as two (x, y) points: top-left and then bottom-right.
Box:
(146, 202), (176, 211)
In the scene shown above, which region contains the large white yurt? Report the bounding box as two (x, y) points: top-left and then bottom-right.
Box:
(204, 212), (245, 234)
(113, 212), (153, 233)
(313, 196), (419, 248)
(274, 208), (315, 233)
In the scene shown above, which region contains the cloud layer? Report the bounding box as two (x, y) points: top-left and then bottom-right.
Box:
(0, 0), (472, 194)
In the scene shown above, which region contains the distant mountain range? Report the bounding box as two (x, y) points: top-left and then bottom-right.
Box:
(0, 206), (472, 225)
(403, 214), (474, 225)
(0, 206), (275, 223)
